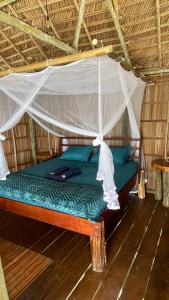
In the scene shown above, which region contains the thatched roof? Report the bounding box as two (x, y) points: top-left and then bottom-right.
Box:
(0, 0), (168, 81)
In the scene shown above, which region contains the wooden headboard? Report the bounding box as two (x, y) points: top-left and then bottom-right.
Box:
(59, 136), (142, 168)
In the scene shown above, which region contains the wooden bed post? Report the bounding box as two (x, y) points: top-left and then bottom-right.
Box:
(138, 169), (145, 199)
(90, 220), (106, 272)
(58, 137), (62, 156)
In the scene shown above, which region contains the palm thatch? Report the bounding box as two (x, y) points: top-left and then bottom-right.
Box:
(0, 0), (168, 80)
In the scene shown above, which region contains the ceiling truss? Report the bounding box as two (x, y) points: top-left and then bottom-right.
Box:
(0, 0), (168, 79)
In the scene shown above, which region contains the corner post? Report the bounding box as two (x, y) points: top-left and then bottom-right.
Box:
(28, 115), (37, 164)
(90, 220), (106, 272)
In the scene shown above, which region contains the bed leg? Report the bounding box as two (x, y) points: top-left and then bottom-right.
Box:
(138, 170), (145, 199)
(90, 221), (106, 272)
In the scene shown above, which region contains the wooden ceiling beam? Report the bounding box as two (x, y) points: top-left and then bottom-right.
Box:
(155, 0), (162, 67)
(106, 0), (131, 65)
(37, 0), (61, 40)
(73, 0), (87, 49)
(0, 0), (15, 8)
(0, 9), (76, 54)
(0, 45), (113, 77)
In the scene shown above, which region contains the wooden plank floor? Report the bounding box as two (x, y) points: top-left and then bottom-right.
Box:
(0, 194), (168, 300)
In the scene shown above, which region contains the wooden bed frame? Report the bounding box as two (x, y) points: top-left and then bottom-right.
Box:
(0, 136), (142, 272)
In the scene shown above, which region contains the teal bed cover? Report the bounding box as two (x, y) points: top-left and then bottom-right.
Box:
(0, 158), (137, 221)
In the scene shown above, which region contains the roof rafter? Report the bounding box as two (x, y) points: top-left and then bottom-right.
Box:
(106, 0), (131, 65)
(155, 0), (162, 67)
(0, 0), (16, 8)
(73, 0), (86, 49)
(73, 0), (94, 49)
(37, 0), (61, 40)
(0, 9), (76, 54)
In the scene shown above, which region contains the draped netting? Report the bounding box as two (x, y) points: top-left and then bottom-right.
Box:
(0, 55), (145, 209)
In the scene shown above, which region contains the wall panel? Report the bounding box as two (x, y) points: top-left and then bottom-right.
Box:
(3, 114), (33, 172)
(141, 81), (169, 191)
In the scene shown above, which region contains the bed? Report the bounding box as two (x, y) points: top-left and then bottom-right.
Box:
(0, 137), (141, 272)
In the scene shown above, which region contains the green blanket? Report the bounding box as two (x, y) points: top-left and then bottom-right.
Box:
(0, 173), (105, 221)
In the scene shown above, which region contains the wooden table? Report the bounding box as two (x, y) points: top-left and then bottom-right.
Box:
(152, 159), (169, 207)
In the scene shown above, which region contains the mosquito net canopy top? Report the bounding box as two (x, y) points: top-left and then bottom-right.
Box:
(0, 55), (145, 209)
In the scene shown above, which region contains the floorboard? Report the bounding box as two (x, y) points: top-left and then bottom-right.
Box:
(0, 194), (168, 300)
(120, 201), (167, 300)
(69, 195), (144, 300)
(144, 207), (169, 300)
(94, 196), (157, 300)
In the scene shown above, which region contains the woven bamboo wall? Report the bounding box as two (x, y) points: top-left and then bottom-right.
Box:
(34, 122), (60, 155)
(141, 81), (169, 191)
(34, 110), (129, 151)
(3, 114), (33, 172)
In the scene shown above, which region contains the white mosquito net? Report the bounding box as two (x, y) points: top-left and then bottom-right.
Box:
(0, 55), (145, 209)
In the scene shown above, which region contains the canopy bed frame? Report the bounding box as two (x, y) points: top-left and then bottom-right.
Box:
(0, 136), (142, 272)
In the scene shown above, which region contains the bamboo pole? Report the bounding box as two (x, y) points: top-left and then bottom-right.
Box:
(37, 0), (61, 40)
(28, 116), (37, 164)
(106, 0), (131, 65)
(0, 44), (148, 83)
(0, 10), (76, 54)
(0, 45), (114, 76)
(73, 0), (86, 49)
(155, 0), (162, 66)
(73, 0), (94, 49)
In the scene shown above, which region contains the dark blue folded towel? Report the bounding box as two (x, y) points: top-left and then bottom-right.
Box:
(46, 166), (70, 180)
(47, 168), (81, 182)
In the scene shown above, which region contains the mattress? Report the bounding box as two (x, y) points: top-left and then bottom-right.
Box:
(20, 157), (138, 192)
(0, 159), (137, 221)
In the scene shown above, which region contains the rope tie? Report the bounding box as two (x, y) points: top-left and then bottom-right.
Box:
(93, 136), (103, 147)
